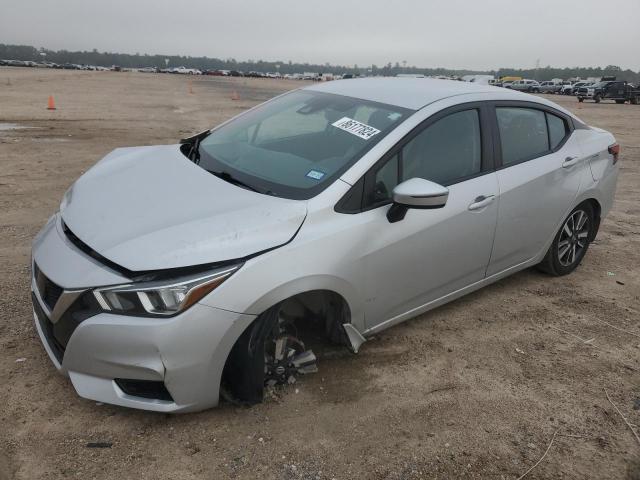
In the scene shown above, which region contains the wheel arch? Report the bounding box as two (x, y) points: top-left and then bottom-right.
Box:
(242, 274), (365, 333)
(535, 194), (603, 265)
(579, 197), (602, 241)
(219, 282), (361, 405)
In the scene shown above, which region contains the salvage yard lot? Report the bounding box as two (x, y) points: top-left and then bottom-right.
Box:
(0, 68), (639, 480)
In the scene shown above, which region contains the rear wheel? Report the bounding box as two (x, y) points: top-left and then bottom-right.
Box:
(537, 204), (594, 276)
(578, 97), (584, 102)
(615, 99), (625, 104)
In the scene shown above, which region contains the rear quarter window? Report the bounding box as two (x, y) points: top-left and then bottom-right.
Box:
(546, 113), (568, 150)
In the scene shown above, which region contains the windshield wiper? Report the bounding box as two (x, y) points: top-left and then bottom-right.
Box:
(179, 129), (211, 163)
(208, 170), (261, 193)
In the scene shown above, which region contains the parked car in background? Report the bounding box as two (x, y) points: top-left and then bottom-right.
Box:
(172, 66), (202, 75)
(31, 78), (619, 412)
(510, 79), (541, 93)
(539, 81), (562, 94)
(561, 81), (586, 95)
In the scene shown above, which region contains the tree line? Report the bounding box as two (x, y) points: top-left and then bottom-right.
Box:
(1, 43), (638, 83)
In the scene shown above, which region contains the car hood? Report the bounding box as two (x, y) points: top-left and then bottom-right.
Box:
(61, 145), (307, 272)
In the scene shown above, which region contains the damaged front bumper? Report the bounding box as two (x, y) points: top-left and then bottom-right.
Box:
(33, 299), (254, 412)
(31, 214), (256, 413)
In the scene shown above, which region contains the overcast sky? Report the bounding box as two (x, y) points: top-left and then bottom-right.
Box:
(2, 0), (639, 71)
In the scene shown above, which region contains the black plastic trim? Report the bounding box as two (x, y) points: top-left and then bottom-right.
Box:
(115, 379), (174, 402)
(32, 292), (65, 363)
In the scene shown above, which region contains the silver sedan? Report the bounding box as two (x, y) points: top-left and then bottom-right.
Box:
(31, 78), (619, 412)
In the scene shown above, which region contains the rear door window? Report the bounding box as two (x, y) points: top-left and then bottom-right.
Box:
(496, 108), (549, 165)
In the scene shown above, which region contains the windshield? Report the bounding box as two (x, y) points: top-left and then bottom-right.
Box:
(195, 90), (412, 199)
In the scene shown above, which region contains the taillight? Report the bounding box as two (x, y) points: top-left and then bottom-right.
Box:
(608, 143), (620, 164)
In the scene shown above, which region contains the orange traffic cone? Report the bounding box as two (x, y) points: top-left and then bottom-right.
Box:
(47, 95), (56, 110)
(231, 90), (239, 101)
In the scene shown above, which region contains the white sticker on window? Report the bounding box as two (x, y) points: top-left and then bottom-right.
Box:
(331, 117), (381, 140)
(306, 169), (325, 180)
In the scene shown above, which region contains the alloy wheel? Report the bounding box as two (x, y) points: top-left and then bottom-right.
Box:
(557, 209), (589, 267)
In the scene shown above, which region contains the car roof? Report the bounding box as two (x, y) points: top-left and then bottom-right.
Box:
(303, 76), (584, 123)
(304, 77), (504, 110)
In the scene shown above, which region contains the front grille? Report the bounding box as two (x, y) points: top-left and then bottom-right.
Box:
(34, 264), (63, 311)
(115, 379), (174, 402)
(32, 263), (102, 362)
(53, 292), (102, 348)
(32, 292), (65, 363)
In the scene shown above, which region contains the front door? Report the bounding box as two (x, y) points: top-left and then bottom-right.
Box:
(357, 105), (499, 330)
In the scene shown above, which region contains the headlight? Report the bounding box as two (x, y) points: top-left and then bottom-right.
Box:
(93, 264), (241, 316)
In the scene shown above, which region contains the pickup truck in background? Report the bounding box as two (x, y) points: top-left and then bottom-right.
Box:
(577, 80), (640, 104)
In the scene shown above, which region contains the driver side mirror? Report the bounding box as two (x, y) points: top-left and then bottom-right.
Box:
(387, 178), (449, 223)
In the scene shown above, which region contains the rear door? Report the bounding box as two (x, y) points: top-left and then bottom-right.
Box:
(486, 102), (585, 276)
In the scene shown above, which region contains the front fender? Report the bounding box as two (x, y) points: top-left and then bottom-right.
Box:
(201, 270), (365, 334)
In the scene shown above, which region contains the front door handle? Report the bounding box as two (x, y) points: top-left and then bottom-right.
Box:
(562, 156), (580, 168)
(468, 195), (495, 211)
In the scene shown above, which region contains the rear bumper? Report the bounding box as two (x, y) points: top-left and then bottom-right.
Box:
(31, 214), (257, 412)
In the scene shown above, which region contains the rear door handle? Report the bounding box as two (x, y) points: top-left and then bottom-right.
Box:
(562, 156), (580, 168)
(468, 195), (495, 211)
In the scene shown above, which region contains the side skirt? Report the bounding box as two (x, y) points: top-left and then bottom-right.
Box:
(363, 257), (539, 337)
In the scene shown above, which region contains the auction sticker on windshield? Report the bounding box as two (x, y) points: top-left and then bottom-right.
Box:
(331, 117), (381, 140)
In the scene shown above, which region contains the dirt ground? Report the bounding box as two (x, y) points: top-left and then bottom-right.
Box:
(0, 68), (639, 480)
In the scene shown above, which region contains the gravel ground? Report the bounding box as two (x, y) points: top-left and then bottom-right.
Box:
(0, 68), (639, 480)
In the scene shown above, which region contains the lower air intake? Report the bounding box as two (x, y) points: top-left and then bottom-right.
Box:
(114, 379), (174, 402)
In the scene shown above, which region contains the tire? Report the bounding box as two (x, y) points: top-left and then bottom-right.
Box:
(615, 99), (625, 104)
(221, 305), (280, 404)
(537, 203), (595, 276)
(578, 97), (584, 102)
(594, 95), (601, 103)
(631, 96), (638, 105)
